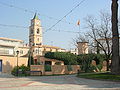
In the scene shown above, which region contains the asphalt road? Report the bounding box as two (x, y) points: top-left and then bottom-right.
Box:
(0, 73), (120, 90)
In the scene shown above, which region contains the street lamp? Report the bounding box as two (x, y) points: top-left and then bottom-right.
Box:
(16, 50), (19, 76)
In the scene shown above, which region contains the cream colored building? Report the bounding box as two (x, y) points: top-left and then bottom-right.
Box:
(29, 13), (66, 58)
(70, 48), (78, 55)
(77, 42), (88, 54)
(0, 37), (29, 57)
(0, 37), (28, 73)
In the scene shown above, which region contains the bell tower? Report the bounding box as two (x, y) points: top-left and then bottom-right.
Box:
(29, 13), (42, 47)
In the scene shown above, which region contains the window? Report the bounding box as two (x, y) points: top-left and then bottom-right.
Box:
(29, 39), (31, 42)
(32, 43), (35, 46)
(37, 38), (39, 42)
(37, 29), (39, 34)
(20, 50), (23, 54)
(36, 49), (38, 54)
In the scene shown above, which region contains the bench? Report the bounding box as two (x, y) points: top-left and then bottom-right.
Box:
(30, 71), (42, 76)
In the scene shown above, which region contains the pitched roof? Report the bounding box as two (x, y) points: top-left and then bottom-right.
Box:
(0, 37), (23, 42)
(42, 45), (60, 49)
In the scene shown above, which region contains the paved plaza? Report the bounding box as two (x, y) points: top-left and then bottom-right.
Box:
(0, 73), (120, 90)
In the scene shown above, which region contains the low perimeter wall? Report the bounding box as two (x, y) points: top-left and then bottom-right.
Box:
(30, 65), (80, 75)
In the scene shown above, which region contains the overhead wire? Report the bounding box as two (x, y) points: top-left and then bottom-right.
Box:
(0, 1), (74, 25)
(50, 29), (80, 33)
(0, 24), (28, 28)
(0, 23), (79, 33)
(0, 1), (86, 34)
(45, 0), (86, 33)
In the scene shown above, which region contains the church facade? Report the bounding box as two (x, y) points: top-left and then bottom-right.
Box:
(29, 13), (66, 57)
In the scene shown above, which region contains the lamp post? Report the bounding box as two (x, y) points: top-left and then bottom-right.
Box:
(29, 49), (31, 67)
(16, 50), (19, 76)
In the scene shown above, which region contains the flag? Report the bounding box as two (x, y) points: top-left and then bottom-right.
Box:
(77, 20), (80, 26)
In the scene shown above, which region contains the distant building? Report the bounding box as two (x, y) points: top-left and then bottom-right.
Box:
(77, 42), (88, 54)
(70, 48), (78, 55)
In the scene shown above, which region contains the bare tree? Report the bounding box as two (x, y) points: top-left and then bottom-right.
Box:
(73, 33), (88, 47)
(111, 0), (120, 74)
(85, 11), (112, 71)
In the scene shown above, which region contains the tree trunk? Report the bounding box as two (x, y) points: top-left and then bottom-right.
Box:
(111, 0), (120, 74)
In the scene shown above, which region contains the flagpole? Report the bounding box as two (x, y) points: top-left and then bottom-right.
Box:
(77, 20), (80, 33)
(78, 24), (80, 33)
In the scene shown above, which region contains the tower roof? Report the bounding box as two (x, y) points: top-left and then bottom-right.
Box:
(33, 13), (39, 19)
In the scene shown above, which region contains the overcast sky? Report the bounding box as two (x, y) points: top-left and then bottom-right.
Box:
(0, 0), (119, 50)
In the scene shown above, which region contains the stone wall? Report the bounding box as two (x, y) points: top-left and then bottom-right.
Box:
(52, 65), (66, 75)
(30, 65), (80, 75)
(92, 60), (109, 72)
(30, 60), (110, 76)
(101, 61), (107, 71)
(30, 65), (44, 75)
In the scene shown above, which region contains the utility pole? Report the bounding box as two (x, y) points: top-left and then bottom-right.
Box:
(111, 0), (120, 74)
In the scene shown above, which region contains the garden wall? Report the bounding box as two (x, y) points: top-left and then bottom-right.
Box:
(92, 60), (109, 72)
(30, 65), (80, 75)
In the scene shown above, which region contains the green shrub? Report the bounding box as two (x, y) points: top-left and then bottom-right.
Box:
(45, 65), (51, 72)
(36, 62), (41, 65)
(11, 64), (30, 76)
(96, 64), (103, 71)
(45, 52), (78, 65)
(77, 54), (105, 72)
(11, 66), (19, 76)
(80, 59), (93, 72)
(19, 64), (30, 73)
(95, 54), (106, 63)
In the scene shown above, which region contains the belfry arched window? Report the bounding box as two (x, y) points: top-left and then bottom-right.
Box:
(31, 29), (33, 34)
(37, 38), (39, 42)
(37, 28), (39, 34)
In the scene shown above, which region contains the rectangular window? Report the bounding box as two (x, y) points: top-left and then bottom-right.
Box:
(20, 50), (23, 54)
(36, 49), (38, 54)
